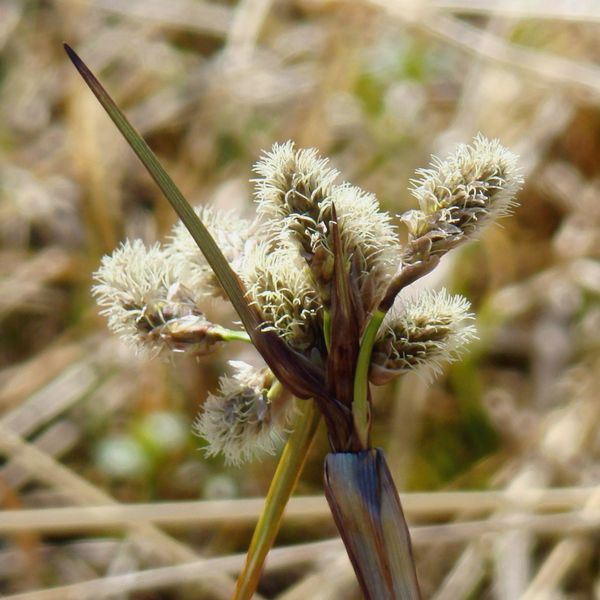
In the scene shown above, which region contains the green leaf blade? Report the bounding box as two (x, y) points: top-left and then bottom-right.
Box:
(64, 44), (327, 401)
(63, 43), (256, 333)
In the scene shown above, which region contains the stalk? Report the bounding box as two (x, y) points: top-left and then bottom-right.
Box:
(323, 448), (421, 600)
(233, 400), (321, 600)
(352, 309), (385, 447)
(212, 327), (251, 343)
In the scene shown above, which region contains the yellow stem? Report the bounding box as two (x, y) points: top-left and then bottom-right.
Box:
(233, 400), (321, 600)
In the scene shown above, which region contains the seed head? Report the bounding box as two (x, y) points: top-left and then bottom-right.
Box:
(402, 134), (523, 263)
(165, 205), (250, 298)
(370, 289), (477, 384)
(244, 243), (322, 355)
(92, 240), (223, 355)
(254, 140), (339, 226)
(327, 183), (400, 312)
(195, 362), (294, 466)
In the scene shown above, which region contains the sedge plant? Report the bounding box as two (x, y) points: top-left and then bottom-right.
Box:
(65, 44), (523, 600)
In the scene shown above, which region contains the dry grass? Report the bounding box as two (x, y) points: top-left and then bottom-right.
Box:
(1, 0), (599, 598)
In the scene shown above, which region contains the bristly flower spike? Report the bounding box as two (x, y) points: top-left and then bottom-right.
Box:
(244, 243), (323, 355)
(93, 240), (191, 352)
(195, 362), (295, 465)
(401, 134), (524, 264)
(370, 289), (477, 385)
(92, 240), (246, 355)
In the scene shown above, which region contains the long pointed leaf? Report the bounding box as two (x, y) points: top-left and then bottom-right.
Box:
(234, 400), (321, 600)
(64, 44), (326, 400)
(63, 44), (255, 332)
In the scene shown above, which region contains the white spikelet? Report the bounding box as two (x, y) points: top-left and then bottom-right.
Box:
(243, 242), (322, 353)
(253, 141), (339, 224)
(92, 240), (176, 352)
(165, 205), (250, 298)
(370, 289), (477, 384)
(195, 362), (293, 466)
(402, 134), (524, 260)
(327, 182), (400, 288)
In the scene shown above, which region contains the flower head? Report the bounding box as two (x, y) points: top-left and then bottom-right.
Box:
(195, 362), (294, 466)
(370, 289), (477, 384)
(244, 243), (323, 355)
(92, 135), (520, 459)
(165, 205), (250, 298)
(254, 141), (339, 226)
(92, 240), (223, 355)
(402, 134), (523, 263)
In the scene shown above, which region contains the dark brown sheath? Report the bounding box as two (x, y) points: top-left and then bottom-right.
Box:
(323, 449), (421, 600)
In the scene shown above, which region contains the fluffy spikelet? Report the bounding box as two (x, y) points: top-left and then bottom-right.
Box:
(327, 183), (400, 309)
(254, 142), (400, 311)
(402, 134), (524, 263)
(254, 140), (339, 225)
(370, 289), (477, 384)
(165, 205), (250, 298)
(195, 362), (293, 466)
(93, 240), (175, 351)
(244, 243), (322, 354)
(92, 240), (222, 355)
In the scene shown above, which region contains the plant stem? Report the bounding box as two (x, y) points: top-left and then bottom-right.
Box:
(352, 309), (385, 448)
(323, 309), (332, 351)
(213, 327), (252, 343)
(233, 399), (321, 600)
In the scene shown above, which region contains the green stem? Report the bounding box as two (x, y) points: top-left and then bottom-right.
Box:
(323, 309), (332, 352)
(233, 400), (321, 600)
(213, 327), (252, 343)
(352, 309), (385, 448)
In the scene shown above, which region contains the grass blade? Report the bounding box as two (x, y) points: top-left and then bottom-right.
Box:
(63, 44), (326, 401)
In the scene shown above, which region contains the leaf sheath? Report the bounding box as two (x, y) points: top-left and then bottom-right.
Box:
(323, 449), (421, 600)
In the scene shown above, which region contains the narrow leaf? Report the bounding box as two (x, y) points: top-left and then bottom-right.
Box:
(352, 309), (385, 447)
(234, 400), (321, 600)
(64, 44), (326, 400)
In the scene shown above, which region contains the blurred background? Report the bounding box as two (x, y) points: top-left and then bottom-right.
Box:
(1, 0), (599, 598)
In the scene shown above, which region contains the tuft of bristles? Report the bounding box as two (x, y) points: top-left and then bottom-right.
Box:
(92, 240), (177, 352)
(327, 183), (400, 310)
(195, 362), (294, 466)
(165, 205), (250, 298)
(92, 240), (223, 355)
(401, 134), (523, 263)
(243, 243), (322, 355)
(370, 289), (477, 384)
(254, 141), (339, 226)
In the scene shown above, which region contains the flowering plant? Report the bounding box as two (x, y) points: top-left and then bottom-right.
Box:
(66, 44), (522, 600)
